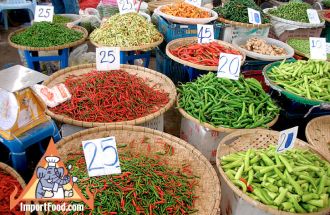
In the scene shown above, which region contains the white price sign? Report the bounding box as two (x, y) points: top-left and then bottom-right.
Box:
(248, 8), (261, 24)
(309, 37), (327, 60)
(277, 126), (298, 153)
(197, 24), (214, 44)
(34, 5), (54, 22)
(117, 0), (135, 14)
(96, 47), (120, 71)
(185, 0), (202, 7)
(326, 43), (330, 53)
(217, 53), (242, 80)
(82, 136), (121, 177)
(307, 9), (320, 24)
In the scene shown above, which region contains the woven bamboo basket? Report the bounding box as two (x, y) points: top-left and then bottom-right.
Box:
(0, 162), (29, 215)
(177, 98), (279, 133)
(90, 33), (164, 52)
(56, 125), (221, 214)
(306, 115), (330, 159)
(43, 64), (177, 128)
(8, 26), (88, 51)
(216, 129), (330, 215)
(166, 37), (246, 71)
(148, 0), (183, 12)
(217, 17), (271, 29)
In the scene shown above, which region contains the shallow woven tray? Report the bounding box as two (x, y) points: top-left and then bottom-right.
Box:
(263, 61), (330, 106)
(56, 125), (221, 215)
(217, 17), (271, 29)
(216, 129), (330, 215)
(90, 33), (164, 52)
(0, 162), (29, 215)
(286, 37), (330, 61)
(306, 115), (330, 159)
(8, 26), (88, 51)
(43, 64), (177, 128)
(177, 97), (278, 133)
(166, 37), (246, 71)
(232, 36), (294, 61)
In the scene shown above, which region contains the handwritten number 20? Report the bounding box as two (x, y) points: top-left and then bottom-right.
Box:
(219, 56), (239, 76)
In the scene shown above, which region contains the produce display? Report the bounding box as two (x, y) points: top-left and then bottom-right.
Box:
(267, 60), (330, 102)
(160, 2), (210, 18)
(241, 37), (286, 56)
(50, 70), (169, 122)
(287, 38), (330, 59)
(268, 2), (311, 23)
(178, 73), (279, 128)
(10, 22), (83, 47)
(58, 141), (199, 214)
(53, 15), (73, 24)
(324, 11), (330, 19)
(169, 41), (241, 66)
(90, 13), (162, 47)
(214, 0), (269, 23)
(221, 145), (330, 213)
(0, 169), (24, 214)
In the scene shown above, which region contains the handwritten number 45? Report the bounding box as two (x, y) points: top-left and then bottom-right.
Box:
(198, 27), (211, 43)
(100, 50), (115, 64)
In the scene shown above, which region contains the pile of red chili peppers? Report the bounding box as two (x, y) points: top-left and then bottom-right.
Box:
(50, 70), (169, 122)
(170, 41), (241, 66)
(0, 169), (24, 215)
(56, 138), (199, 215)
(324, 12), (330, 19)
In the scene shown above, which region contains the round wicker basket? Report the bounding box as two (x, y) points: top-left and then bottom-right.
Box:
(90, 33), (164, 52)
(0, 162), (29, 215)
(43, 64), (177, 128)
(166, 37), (246, 71)
(8, 26), (88, 51)
(216, 129), (330, 215)
(217, 17), (271, 29)
(306, 115), (330, 159)
(177, 97), (279, 133)
(56, 125), (221, 215)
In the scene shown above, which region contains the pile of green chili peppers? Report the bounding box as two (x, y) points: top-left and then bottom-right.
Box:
(177, 73), (279, 129)
(268, 2), (311, 23)
(287, 38), (330, 59)
(268, 60), (330, 102)
(52, 146), (199, 214)
(221, 145), (330, 213)
(53, 15), (73, 24)
(11, 22), (83, 47)
(214, 0), (269, 24)
(90, 13), (162, 47)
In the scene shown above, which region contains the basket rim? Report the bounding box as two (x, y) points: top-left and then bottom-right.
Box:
(217, 17), (271, 28)
(8, 25), (88, 51)
(216, 129), (330, 215)
(262, 61), (330, 106)
(176, 95), (279, 132)
(43, 63), (177, 128)
(90, 33), (164, 51)
(0, 162), (26, 189)
(166, 37), (246, 71)
(56, 125), (221, 215)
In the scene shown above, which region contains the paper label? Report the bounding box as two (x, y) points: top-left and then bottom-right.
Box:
(309, 37), (327, 60)
(117, 0), (135, 14)
(217, 53), (242, 80)
(82, 136), (121, 177)
(307, 9), (320, 24)
(34, 5), (54, 22)
(326, 43), (330, 53)
(197, 24), (214, 44)
(248, 8), (261, 24)
(277, 126), (298, 153)
(32, 84), (71, 108)
(96, 47), (120, 71)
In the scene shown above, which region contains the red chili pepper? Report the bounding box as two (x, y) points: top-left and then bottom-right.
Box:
(240, 178), (254, 192)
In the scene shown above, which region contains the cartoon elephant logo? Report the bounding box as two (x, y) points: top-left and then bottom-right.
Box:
(35, 156), (77, 199)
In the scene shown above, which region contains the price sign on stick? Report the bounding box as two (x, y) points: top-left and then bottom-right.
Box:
(247, 8), (261, 24)
(197, 25), (214, 44)
(309, 37), (327, 60)
(217, 53), (242, 80)
(82, 136), (121, 177)
(277, 126), (298, 153)
(185, 0), (202, 7)
(117, 0), (136, 14)
(96, 47), (120, 71)
(34, 5), (54, 22)
(307, 9), (320, 24)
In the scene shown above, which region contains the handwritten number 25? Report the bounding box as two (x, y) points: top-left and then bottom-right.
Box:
(38, 8), (50, 18)
(100, 50), (115, 64)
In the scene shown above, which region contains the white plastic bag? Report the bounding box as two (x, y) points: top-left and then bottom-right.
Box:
(69, 44), (96, 66)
